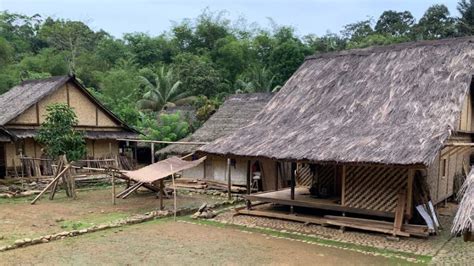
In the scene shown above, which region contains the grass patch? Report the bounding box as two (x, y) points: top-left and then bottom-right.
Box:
(59, 212), (130, 231)
(183, 217), (432, 264)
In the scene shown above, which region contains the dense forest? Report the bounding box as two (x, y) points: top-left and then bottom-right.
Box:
(0, 1), (473, 141)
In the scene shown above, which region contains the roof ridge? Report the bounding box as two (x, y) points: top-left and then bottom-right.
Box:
(305, 36), (474, 61)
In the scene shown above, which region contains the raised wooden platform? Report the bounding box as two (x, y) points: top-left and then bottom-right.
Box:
(245, 188), (395, 218)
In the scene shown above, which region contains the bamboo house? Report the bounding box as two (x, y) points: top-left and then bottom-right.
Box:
(199, 37), (474, 237)
(0, 75), (139, 178)
(157, 93), (274, 186)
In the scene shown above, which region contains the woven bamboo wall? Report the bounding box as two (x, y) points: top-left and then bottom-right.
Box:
(344, 165), (408, 213)
(296, 163), (312, 186)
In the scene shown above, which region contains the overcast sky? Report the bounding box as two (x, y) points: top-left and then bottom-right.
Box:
(1, 0), (460, 38)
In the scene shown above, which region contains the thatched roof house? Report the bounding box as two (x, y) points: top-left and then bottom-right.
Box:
(199, 38), (474, 233)
(157, 93), (274, 156)
(0, 75), (138, 178)
(201, 38), (473, 165)
(157, 93), (273, 185)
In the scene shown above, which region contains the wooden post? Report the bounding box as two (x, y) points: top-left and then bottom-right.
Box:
(112, 170), (116, 205)
(151, 143), (155, 164)
(290, 165), (295, 200)
(246, 160), (251, 195)
(275, 161), (279, 191)
(31, 164), (71, 204)
(290, 163), (296, 214)
(406, 169), (414, 219)
(159, 179), (164, 210)
(341, 165), (346, 206)
(226, 158), (232, 200)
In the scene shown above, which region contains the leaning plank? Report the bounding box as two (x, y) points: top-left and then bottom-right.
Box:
(116, 182), (142, 198)
(31, 165), (71, 205)
(121, 182), (144, 199)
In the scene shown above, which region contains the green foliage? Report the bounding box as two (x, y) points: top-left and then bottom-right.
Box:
(139, 112), (189, 142)
(457, 0), (474, 35)
(35, 103), (86, 161)
(137, 66), (188, 112)
(1, 3), (473, 141)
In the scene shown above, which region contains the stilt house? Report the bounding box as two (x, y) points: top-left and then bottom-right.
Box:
(200, 38), (474, 226)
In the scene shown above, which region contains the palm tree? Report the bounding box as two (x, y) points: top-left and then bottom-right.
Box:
(236, 67), (281, 93)
(137, 66), (189, 112)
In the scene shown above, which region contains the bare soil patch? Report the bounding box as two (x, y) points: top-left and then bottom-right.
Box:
(0, 219), (409, 265)
(0, 186), (223, 246)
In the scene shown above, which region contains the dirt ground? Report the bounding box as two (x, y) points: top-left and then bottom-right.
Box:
(0, 186), (223, 246)
(0, 219), (410, 265)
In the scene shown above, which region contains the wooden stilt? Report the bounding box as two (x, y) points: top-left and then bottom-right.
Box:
(393, 190), (407, 236)
(159, 179), (164, 210)
(275, 162), (279, 191)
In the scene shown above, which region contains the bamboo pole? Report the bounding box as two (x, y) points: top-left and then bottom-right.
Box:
(31, 164), (71, 204)
(117, 139), (209, 145)
(171, 165), (177, 221)
(159, 179), (164, 210)
(112, 170), (116, 205)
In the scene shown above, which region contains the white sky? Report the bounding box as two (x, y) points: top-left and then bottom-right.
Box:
(0, 0), (461, 38)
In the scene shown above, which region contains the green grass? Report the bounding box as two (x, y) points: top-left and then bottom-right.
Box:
(181, 217), (432, 264)
(59, 212), (130, 231)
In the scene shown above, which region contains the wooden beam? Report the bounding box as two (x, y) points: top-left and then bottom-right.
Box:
(111, 170), (116, 205)
(290, 165), (295, 200)
(159, 179), (164, 210)
(31, 164), (71, 204)
(275, 161), (279, 191)
(393, 190), (407, 236)
(237, 209), (328, 225)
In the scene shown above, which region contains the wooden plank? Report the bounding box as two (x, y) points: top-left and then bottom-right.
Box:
(159, 179), (164, 210)
(244, 193), (395, 218)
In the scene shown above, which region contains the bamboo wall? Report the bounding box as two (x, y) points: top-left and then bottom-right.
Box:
(343, 165), (409, 213)
(7, 82), (121, 129)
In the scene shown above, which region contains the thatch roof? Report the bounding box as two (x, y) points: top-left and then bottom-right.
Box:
(157, 93), (274, 155)
(452, 169), (474, 234)
(0, 75), (138, 140)
(5, 129), (137, 140)
(200, 37), (474, 165)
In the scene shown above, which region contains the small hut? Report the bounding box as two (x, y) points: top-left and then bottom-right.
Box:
(199, 37), (474, 236)
(452, 169), (474, 241)
(157, 93), (274, 185)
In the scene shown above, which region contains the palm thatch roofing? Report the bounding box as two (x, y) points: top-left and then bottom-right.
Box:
(200, 37), (474, 166)
(452, 169), (474, 234)
(157, 93), (274, 156)
(0, 75), (138, 141)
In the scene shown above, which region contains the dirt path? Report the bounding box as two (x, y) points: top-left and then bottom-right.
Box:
(0, 219), (410, 265)
(0, 187), (222, 246)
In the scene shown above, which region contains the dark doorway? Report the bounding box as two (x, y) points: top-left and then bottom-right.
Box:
(0, 143), (5, 178)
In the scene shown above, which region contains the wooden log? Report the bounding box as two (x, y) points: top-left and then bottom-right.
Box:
(31, 164), (71, 204)
(120, 182), (144, 199)
(237, 209), (328, 225)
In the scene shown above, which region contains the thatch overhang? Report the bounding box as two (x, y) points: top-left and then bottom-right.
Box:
(157, 93), (274, 156)
(200, 37), (474, 166)
(5, 129), (138, 140)
(0, 75), (139, 134)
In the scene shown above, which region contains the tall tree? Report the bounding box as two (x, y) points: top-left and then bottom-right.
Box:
(457, 0), (474, 35)
(375, 10), (415, 37)
(137, 66), (188, 112)
(415, 5), (456, 39)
